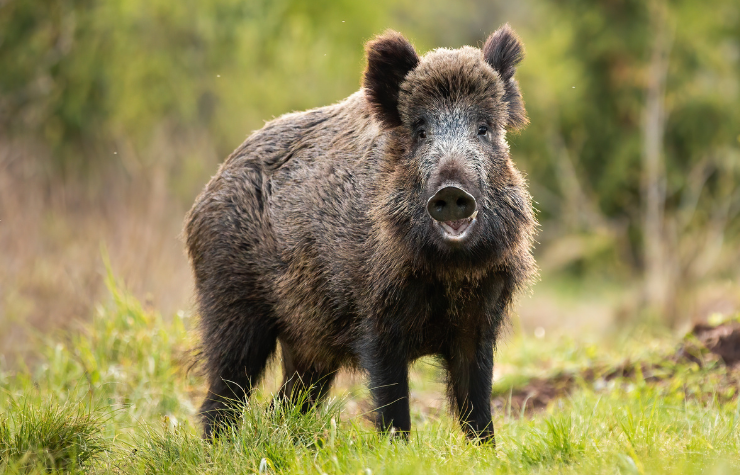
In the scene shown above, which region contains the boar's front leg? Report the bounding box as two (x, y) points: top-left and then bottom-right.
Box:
(361, 334), (411, 437)
(447, 338), (495, 444)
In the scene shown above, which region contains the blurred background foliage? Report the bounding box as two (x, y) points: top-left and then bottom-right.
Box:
(1, 0), (739, 360)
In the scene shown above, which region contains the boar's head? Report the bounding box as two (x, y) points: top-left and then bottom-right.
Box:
(364, 25), (535, 277)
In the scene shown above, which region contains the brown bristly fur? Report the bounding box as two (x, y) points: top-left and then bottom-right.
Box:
(185, 23), (537, 443)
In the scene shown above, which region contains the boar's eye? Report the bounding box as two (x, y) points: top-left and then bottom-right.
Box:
(417, 129), (427, 139)
(477, 125), (489, 136)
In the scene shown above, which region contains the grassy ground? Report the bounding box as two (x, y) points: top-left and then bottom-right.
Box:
(1, 273), (739, 474)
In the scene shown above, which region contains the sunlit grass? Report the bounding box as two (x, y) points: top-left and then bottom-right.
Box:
(0, 397), (110, 474)
(1, 277), (738, 474)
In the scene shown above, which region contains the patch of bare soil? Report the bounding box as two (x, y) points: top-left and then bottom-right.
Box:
(492, 320), (740, 416)
(682, 321), (740, 366)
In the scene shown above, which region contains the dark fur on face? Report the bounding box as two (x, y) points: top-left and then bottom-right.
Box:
(185, 24), (537, 444)
(367, 27), (535, 284)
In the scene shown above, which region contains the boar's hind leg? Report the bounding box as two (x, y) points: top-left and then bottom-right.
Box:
(199, 302), (278, 439)
(446, 338), (495, 444)
(278, 341), (337, 412)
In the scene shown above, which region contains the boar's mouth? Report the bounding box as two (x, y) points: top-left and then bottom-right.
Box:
(435, 210), (478, 241)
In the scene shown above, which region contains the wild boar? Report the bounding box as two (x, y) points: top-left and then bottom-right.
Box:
(185, 24), (536, 443)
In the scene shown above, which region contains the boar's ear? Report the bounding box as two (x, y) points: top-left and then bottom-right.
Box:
(363, 30), (419, 128)
(483, 24), (528, 130)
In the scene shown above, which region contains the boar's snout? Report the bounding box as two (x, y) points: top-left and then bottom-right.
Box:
(427, 186), (477, 223)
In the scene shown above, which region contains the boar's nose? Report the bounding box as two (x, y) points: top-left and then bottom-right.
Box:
(427, 186), (477, 222)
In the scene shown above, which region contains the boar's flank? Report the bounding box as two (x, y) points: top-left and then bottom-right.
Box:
(185, 23), (536, 444)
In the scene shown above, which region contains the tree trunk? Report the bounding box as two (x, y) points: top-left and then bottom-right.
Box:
(641, 0), (674, 322)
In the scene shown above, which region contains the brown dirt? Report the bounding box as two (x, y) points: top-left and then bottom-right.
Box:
(492, 320), (740, 416)
(686, 321), (740, 366)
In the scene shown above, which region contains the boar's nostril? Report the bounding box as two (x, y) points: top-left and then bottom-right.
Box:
(427, 186), (477, 222)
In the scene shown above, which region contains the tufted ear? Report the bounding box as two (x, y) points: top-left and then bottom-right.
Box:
(363, 30), (419, 128)
(483, 24), (528, 130)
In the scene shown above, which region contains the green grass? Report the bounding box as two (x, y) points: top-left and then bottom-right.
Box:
(0, 397), (109, 473)
(1, 274), (739, 474)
